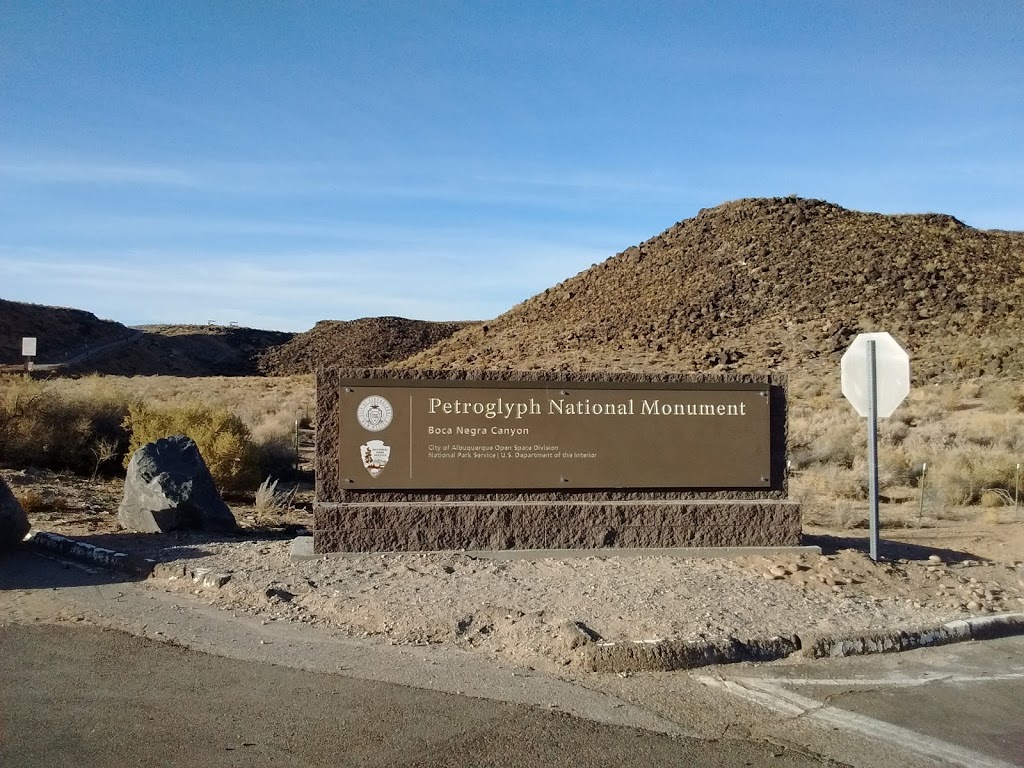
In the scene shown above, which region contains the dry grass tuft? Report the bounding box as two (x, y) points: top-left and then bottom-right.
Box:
(14, 487), (61, 515)
(253, 476), (294, 526)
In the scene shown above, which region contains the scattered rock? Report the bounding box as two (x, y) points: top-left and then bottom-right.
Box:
(117, 435), (237, 534)
(557, 621), (599, 650)
(265, 587), (295, 603)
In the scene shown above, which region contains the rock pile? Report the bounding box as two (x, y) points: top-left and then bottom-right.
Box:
(748, 550), (1022, 614)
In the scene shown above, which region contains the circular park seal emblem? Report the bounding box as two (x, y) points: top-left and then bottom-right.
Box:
(356, 395), (394, 432)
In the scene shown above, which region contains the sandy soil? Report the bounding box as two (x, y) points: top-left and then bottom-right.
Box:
(7, 469), (1024, 674)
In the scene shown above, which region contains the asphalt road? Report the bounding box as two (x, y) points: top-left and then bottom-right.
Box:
(1, 622), (825, 768)
(0, 550), (825, 768)
(4, 547), (1024, 767)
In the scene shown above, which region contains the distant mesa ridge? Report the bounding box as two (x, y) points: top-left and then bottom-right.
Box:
(0, 299), (469, 377)
(3, 197), (1022, 379)
(0, 301), (293, 376)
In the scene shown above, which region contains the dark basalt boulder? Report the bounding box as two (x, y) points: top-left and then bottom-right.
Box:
(0, 476), (30, 550)
(117, 435), (237, 534)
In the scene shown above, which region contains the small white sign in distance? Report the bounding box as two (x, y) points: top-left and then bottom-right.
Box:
(841, 332), (910, 417)
(21, 337), (37, 357)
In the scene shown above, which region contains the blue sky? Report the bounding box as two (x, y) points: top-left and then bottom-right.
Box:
(2, 1), (1022, 332)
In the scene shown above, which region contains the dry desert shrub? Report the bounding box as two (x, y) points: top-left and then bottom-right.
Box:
(1, 374), (315, 483)
(955, 412), (1024, 452)
(788, 409), (863, 469)
(787, 373), (1023, 523)
(123, 401), (261, 492)
(789, 465), (866, 529)
(877, 414), (912, 446)
(13, 487), (50, 514)
(95, 375), (314, 422)
(120, 375), (314, 467)
(0, 375), (132, 474)
(928, 447), (1019, 507)
(980, 489), (1012, 509)
(877, 445), (915, 488)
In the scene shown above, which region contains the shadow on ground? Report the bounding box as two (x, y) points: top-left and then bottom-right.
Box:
(6, 522), (303, 592)
(0, 547), (148, 591)
(804, 533), (988, 563)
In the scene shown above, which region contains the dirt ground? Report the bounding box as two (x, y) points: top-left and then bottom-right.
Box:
(6, 469), (1024, 675)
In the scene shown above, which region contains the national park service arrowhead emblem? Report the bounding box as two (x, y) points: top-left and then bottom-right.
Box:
(360, 439), (391, 478)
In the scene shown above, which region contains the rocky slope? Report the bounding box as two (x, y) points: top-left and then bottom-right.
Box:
(0, 300), (292, 376)
(258, 317), (471, 375)
(73, 325), (294, 377)
(0, 299), (133, 365)
(400, 197), (1024, 380)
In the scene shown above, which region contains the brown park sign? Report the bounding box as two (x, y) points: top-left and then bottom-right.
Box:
(339, 379), (771, 490)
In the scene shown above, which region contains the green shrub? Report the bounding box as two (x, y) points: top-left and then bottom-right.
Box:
(123, 401), (261, 492)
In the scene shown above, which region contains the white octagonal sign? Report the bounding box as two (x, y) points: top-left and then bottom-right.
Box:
(841, 332), (910, 417)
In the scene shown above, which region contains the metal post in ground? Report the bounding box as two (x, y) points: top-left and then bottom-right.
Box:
(918, 461), (927, 525)
(867, 339), (880, 562)
(1016, 463), (1020, 518)
(294, 419), (300, 475)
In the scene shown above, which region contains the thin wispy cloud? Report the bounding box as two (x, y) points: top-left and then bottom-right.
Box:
(0, 236), (610, 330)
(0, 159), (197, 187)
(2, 3), (1021, 329)
(0, 148), (706, 209)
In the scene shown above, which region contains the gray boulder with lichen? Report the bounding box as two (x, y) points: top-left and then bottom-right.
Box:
(118, 435), (237, 534)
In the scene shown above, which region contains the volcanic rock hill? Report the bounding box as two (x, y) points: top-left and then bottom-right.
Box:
(400, 198), (1024, 381)
(0, 300), (292, 376)
(257, 317), (471, 375)
(95, 325), (294, 376)
(0, 299), (133, 365)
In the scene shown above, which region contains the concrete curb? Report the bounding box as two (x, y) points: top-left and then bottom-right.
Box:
(581, 635), (801, 673)
(25, 530), (156, 577)
(24, 530), (1024, 673)
(805, 613), (1024, 659)
(581, 614), (1024, 673)
(23, 530), (233, 589)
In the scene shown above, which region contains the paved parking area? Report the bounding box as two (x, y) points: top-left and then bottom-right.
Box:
(697, 636), (1024, 767)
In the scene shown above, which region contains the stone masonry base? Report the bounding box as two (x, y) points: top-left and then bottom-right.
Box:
(313, 500), (801, 553)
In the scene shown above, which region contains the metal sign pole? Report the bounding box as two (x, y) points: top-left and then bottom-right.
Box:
(867, 339), (880, 561)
